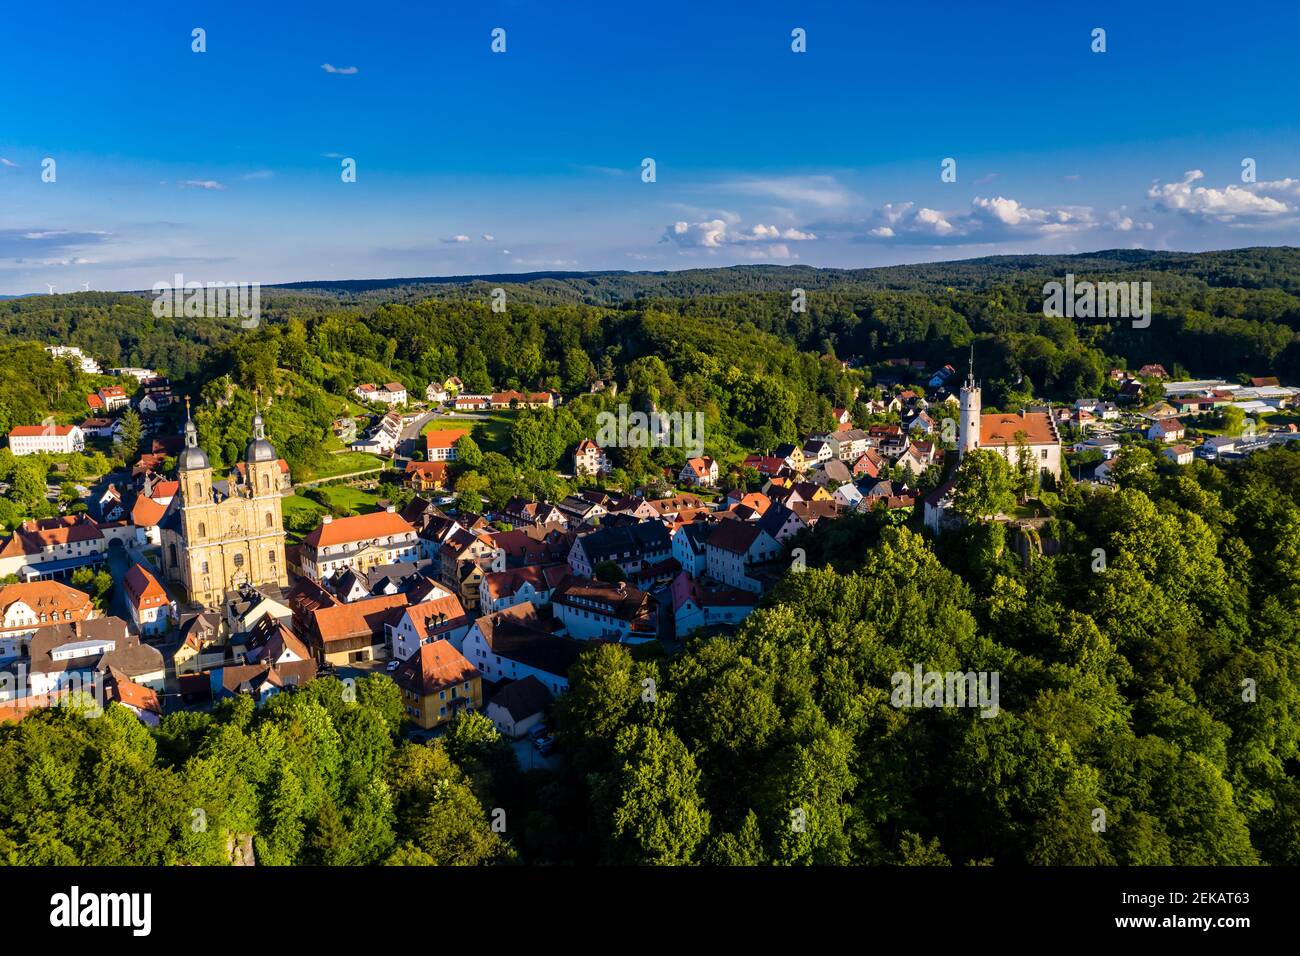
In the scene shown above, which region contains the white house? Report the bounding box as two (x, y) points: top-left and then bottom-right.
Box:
(124, 563), (175, 637)
(703, 521), (780, 594)
(550, 577), (657, 644)
(7, 424), (84, 456)
(300, 509), (420, 582)
(1148, 419), (1186, 443)
(46, 345), (101, 374)
(671, 523), (711, 578)
(387, 593), (471, 660)
(355, 382), (407, 405)
(670, 571), (758, 638)
(573, 438), (609, 477)
(679, 456), (718, 488)
(461, 602), (582, 697)
(484, 675), (551, 739)
(478, 564), (569, 614)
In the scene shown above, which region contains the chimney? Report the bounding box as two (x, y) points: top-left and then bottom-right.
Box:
(322, 515), (332, 524)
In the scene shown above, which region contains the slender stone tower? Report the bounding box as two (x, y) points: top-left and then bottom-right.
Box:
(958, 347), (981, 458)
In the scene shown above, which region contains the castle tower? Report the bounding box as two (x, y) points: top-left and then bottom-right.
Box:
(958, 348), (981, 458)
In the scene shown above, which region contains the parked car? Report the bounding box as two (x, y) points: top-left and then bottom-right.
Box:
(533, 735), (556, 756)
(386, 659), (401, 672)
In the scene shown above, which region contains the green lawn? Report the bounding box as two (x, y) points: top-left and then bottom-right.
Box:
(283, 484), (384, 531)
(296, 450), (386, 482)
(313, 484), (383, 514)
(423, 411), (517, 454)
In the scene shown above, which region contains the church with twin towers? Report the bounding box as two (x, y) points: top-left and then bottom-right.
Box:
(159, 404), (289, 608)
(957, 355), (1063, 480)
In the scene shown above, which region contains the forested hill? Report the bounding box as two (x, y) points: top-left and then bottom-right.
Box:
(266, 246), (1300, 305)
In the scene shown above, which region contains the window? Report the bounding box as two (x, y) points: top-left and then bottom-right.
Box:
(262, 474), (270, 490)
(233, 553), (245, 568)
(265, 512), (273, 528)
(198, 522), (206, 538)
(269, 549), (276, 563)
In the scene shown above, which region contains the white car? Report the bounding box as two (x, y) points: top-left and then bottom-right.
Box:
(385, 659), (401, 672)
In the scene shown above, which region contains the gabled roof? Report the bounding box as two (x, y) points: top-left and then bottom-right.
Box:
(705, 519), (766, 555)
(395, 594), (471, 639)
(395, 640), (478, 697)
(302, 510), (417, 549)
(470, 602), (580, 678)
(311, 592), (409, 645)
(425, 428), (470, 452)
(488, 675), (551, 721)
(481, 563), (570, 601)
(575, 522), (671, 563)
(124, 564), (168, 610)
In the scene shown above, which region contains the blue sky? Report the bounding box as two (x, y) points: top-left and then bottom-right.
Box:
(2, 0), (1298, 294)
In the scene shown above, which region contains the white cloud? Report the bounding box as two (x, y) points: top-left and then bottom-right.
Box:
(179, 180), (225, 190)
(660, 219), (816, 249)
(321, 64), (359, 75)
(0, 158), (18, 168)
(1104, 206), (1154, 231)
(1148, 170), (1296, 222)
(442, 234), (471, 243)
(814, 196), (1098, 245)
(481, 234), (495, 242)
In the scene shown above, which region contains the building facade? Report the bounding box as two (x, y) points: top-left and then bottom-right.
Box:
(162, 409), (289, 608)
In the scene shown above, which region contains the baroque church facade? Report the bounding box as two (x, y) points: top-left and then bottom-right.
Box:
(161, 408), (289, 607)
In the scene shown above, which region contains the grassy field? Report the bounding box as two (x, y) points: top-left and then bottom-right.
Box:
(283, 484), (383, 533)
(422, 411), (516, 454)
(296, 450), (386, 482)
(312, 484), (383, 514)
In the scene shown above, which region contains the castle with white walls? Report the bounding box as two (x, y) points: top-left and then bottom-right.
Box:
(958, 354), (1062, 480)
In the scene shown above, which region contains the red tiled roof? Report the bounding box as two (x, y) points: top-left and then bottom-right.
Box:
(396, 640), (479, 696)
(302, 510), (417, 548)
(9, 424), (78, 438)
(979, 411), (1057, 447)
(124, 563), (168, 609)
(425, 428), (470, 451)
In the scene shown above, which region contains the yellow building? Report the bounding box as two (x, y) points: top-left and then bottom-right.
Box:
(394, 639), (482, 729)
(161, 408), (289, 608)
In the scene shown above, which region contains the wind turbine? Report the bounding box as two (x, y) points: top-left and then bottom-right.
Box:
(80, 281), (90, 292)
(45, 283), (56, 295)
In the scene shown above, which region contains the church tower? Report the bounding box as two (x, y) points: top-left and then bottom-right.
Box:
(173, 402), (217, 590)
(958, 348), (981, 458)
(165, 403), (289, 608)
(242, 408), (289, 594)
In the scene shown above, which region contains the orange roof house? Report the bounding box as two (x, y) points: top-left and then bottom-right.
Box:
(979, 411), (1058, 447)
(124, 563), (168, 612)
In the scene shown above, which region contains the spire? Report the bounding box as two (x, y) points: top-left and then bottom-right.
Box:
(184, 397), (198, 448)
(251, 391), (265, 440)
(965, 345), (975, 389)
(179, 396), (211, 471)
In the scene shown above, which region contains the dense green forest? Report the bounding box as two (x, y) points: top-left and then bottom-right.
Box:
(5, 249), (1299, 463)
(2, 248), (1300, 864)
(3, 446), (1297, 864)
